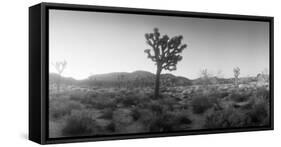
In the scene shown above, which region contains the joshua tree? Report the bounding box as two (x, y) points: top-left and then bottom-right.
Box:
(233, 67), (240, 87)
(52, 60), (67, 92)
(200, 69), (211, 86)
(144, 28), (187, 99)
(258, 68), (269, 83)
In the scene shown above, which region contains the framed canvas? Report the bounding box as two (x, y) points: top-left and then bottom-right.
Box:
(29, 2), (274, 144)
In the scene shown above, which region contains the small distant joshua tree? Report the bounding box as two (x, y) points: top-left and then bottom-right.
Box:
(144, 28), (187, 99)
(200, 69), (211, 86)
(52, 60), (67, 92)
(233, 67), (240, 87)
(258, 68), (269, 83)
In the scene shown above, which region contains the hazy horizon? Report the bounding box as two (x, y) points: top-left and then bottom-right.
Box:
(49, 10), (269, 80)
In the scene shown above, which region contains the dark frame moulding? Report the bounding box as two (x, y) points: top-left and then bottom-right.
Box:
(29, 2), (274, 144)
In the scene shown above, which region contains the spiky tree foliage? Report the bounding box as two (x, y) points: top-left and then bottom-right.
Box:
(233, 67), (240, 87)
(52, 60), (67, 92)
(144, 28), (187, 99)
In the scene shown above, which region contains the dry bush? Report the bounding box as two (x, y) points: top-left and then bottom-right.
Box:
(147, 101), (167, 115)
(204, 108), (251, 129)
(49, 98), (84, 121)
(149, 111), (192, 132)
(100, 108), (114, 120)
(191, 95), (213, 114)
(61, 109), (102, 137)
(79, 93), (116, 109)
(115, 90), (151, 108)
(247, 99), (269, 126)
(255, 87), (269, 100)
(205, 97), (270, 129)
(230, 92), (251, 103)
(209, 91), (229, 99)
(118, 96), (140, 107)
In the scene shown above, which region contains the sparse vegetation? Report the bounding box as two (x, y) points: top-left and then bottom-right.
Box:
(49, 79), (270, 138)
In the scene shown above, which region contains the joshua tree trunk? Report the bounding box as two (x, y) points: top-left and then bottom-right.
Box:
(57, 75), (61, 92)
(52, 60), (67, 93)
(154, 65), (161, 99)
(234, 78), (239, 88)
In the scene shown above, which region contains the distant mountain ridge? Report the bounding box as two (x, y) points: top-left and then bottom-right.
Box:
(49, 70), (267, 87)
(49, 70), (192, 87)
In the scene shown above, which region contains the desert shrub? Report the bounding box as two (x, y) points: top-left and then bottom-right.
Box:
(178, 99), (190, 110)
(204, 108), (251, 129)
(131, 107), (142, 121)
(247, 101), (269, 126)
(256, 87), (269, 100)
(149, 111), (192, 132)
(230, 92), (251, 103)
(122, 97), (139, 107)
(80, 94), (116, 109)
(49, 98), (84, 121)
(205, 97), (270, 129)
(136, 108), (155, 124)
(209, 91), (229, 99)
(191, 95), (213, 114)
(148, 101), (166, 114)
(177, 115), (192, 125)
(170, 111), (192, 130)
(233, 98), (255, 110)
(61, 109), (101, 137)
(112, 108), (134, 125)
(160, 96), (178, 110)
(112, 108), (135, 132)
(105, 122), (115, 132)
(115, 90), (150, 108)
(100, 108), (114, 120)
(68, 91), (88, 101)
(149, 113), (173, 132)
(115, 97), (134, 107)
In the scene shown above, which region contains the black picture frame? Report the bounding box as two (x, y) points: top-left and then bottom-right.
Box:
(29, 2), (274, 144)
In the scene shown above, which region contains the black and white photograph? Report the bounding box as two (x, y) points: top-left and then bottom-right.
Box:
(48, 9), (271, 138)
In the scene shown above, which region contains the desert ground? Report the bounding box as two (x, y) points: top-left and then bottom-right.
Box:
(49, 73), (270, 138)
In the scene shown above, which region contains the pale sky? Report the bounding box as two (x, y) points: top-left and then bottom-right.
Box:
(49, 9), (269, 80)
